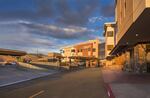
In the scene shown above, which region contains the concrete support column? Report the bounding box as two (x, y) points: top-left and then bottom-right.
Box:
(58, 58), (61, 67)
(69, 58), (71, 66)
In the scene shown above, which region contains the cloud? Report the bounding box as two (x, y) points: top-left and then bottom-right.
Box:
(0, 0), (114, 25)
(17, 20), (97, 39)
(0, 21), (59, 52)
(101, 5), (115, 17)
(0, 20), (98, 53)
(100, 2), (115, 17)
(0, 0), (115, 53)
(55, 0), (100, 26)
(88, 16), (110, 23)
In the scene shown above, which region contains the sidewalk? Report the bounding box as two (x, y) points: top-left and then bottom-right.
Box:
(0, 65), (58, 87)
(102, 67), (150, 98)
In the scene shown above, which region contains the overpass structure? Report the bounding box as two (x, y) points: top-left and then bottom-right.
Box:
(0, 48), (27, 56)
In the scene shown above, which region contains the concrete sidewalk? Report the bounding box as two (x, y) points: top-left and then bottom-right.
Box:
(102, 68), (150, 98)
(0, 65), (58, 87)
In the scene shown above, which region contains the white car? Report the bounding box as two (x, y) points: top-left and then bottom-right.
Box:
(78, 62), (85, 66)
(0, 61), (7, 66)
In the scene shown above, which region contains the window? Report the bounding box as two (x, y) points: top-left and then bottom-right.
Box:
(92, 48), (96, 52)
(60, 50), (64, 53)
(146, 44), (150, 51)
(71, 49), (75, 52)
(88, 48), (91, 51)
(107, 31), (113, 37)
(78, 49), (82, 52)
(107, 45), (114, 51)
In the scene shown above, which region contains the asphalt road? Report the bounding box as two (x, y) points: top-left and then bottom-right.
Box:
(0, 68), (108, 98)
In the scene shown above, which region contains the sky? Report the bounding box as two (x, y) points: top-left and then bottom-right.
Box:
(0, 0), (115, 54)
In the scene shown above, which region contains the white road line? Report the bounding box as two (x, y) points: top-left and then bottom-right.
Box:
(29, 90), (45, 98)
(0, 72), (58, 87)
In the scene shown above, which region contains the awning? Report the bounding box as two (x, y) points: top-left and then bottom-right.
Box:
(68, 56), (98, 60)
(111, 8), (150, 55)
(109, 45), (129, 56)
(117, 8), (150, 46)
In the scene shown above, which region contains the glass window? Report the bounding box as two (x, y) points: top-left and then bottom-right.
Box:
(107, 31), (114, 37)
(77, 50), (80, 52)
(71, 49), (75, 52)
(107, 45), (114, 51)
(146, 44), (150, 51)
(60, 50), (64, 53)
(92, 48), (96, 52)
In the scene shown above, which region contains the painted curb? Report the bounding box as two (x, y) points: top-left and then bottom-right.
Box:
(105, 83), (115, 98)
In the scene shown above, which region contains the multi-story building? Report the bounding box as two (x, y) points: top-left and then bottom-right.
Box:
(74, 39), (100, 58)
(60, 45), (75, 62)
(99, 42), (106, 66)
(103, 22), (116, 58)
(110, 0), (150, 72)
(103, 22), (116, 67)
(60, 39), (100, 67)
(99, 42), (105, 60)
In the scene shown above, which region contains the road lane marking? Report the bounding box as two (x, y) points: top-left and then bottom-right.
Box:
(29, 90), (45, 98)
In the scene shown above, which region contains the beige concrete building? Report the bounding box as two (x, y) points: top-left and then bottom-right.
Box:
(61, 39), (100, 58)
(60, 39), (100, 67)
(103, 22), (116, 67)
(110, 0), (150, 72)
(60, 45), (75, 62)
(103, 22), (116, 58)
(48, 52), (62, 58)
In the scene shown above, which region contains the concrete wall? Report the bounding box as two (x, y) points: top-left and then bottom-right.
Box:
(133, 0), (146, 22)
(146, 0), (150, 7)
(116, 0), (133, 43)
(116, 0), (149, 44)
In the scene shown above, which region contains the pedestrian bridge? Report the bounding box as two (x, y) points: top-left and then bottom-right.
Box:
(0, 48), (27, 56)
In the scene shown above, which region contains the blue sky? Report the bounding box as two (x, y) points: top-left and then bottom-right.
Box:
(0, 0), (114, 54)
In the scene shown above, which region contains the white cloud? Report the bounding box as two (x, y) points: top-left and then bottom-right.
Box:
(0, 20), (99, 53)
(88, 16), (109, 23)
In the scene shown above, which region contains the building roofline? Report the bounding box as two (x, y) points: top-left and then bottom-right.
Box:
(60, 39), (100, 50)
(103, 22), (116, 36)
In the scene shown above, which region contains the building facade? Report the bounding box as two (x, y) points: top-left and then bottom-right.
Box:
(103, 22), (116, 66)
(104, 22), (116, 58)
(60, 46), (75, 62)
(110, 0), (150, 72)
(60, 39), (100, 67)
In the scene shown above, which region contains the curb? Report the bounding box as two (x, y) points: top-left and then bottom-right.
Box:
(0, 72), (58, 88)
(105, 83), (115, 98)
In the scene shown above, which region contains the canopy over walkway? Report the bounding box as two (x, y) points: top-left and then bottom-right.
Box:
(68, 56), (98, 60)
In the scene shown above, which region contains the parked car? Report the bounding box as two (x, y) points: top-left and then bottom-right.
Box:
(0, 61), (7, 66)
(78, 62), (85, 66)
(5, 61), (18, 65)
(0, 58), (6, 66)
